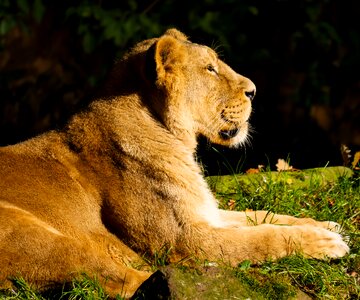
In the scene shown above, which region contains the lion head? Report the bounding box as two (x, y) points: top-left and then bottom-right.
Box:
(108, 29), (256, 149)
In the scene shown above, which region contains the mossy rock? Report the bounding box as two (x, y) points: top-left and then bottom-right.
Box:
(207, 166), (353, 196)
(134, 265), (311, 300)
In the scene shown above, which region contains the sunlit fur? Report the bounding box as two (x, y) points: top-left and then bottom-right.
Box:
(0, 29), (349, 298)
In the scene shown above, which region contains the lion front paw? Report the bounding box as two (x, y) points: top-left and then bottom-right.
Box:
(298, 226), (350, 259)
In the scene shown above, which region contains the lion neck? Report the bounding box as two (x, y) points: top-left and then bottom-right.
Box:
(142, 89), (198, 152)
(163, 107), (198, 151)
(64, 95), (198, 163)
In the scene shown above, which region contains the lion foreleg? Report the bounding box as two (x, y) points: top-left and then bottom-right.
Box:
(184, 223), (349, 265)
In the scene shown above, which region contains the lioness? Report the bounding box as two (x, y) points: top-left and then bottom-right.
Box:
(0, 29), (349, 298)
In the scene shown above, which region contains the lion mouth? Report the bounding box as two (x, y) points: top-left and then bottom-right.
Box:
(219, 128), (240, 140)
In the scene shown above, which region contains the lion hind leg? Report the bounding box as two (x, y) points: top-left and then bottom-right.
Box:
(0, 207), (150, 298)
(220, 209), (343, 232)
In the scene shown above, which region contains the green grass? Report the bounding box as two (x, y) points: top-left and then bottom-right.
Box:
(1, 167), (359, 299)
(210, 166), (360, 299)
(0, 276), (125, 300)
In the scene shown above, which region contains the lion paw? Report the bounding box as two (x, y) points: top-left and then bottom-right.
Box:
(300, 226), (350, 259)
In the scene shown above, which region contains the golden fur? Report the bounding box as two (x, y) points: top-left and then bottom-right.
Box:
(0, 29), (349, 298)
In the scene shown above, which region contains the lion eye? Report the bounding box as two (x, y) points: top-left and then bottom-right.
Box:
(206, 64), (218, 74)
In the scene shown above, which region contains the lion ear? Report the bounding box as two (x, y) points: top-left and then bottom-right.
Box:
(153, 35), (186, 83)
(163, 28), (188, 41)
(143, 33), (186, 86)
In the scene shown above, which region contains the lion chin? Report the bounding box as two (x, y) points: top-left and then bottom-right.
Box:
(0, 28), (349, 298)
(217, 124), (249, 147)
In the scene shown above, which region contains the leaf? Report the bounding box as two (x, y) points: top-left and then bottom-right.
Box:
(286, 178), (293, 185)
(276, 159), (293, 172)
(227, 199), (236, 210)
(246, 168), (259, 174)
(353, 151), (360, 169)
(239, 259), (251, 270)
(340, 144), (352, 167)
(341, 144), (360, 170)
(33, 0), (45, 23)
(248, 6), (258, 16)
(0, 18), (16, 35)
(17, 0), (30, 14)
(245, 164), (264, 174)
(82, 32), (96, 53)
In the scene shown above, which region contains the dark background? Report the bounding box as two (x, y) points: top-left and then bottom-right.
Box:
(1, 0), (359, 174)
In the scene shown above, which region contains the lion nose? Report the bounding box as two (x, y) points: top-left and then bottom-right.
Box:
(245, 89), (256, 101)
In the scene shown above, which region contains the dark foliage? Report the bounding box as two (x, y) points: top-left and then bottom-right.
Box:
(1, 0), (359, 172)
